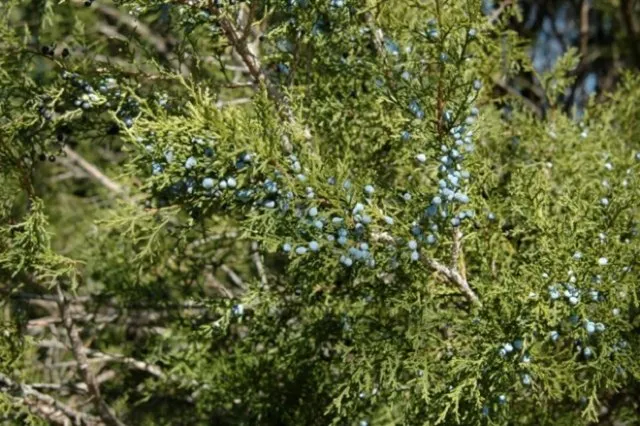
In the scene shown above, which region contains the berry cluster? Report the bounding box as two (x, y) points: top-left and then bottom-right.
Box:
(279, 173), (381, 269)
(59, 71), (103, 112)
(402, 112), (477, 261)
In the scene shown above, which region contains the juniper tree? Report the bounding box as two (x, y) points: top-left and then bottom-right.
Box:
(1, 0), (640, 425)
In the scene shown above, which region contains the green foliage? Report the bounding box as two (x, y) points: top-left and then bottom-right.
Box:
(0, 0), (640, 425)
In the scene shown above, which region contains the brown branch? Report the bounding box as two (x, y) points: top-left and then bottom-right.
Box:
(62, 147), (126, 197)
(73, 0), (188, 75)
(451, 229), (465, 282)
(175, 0), (296, 152)
(620, 0), (640, 67)
(579, 0), (590, 60)
(30, 382), (89, 395)
(205, 272), (235, 298)
(86, 352), (164, 380)
(220, 264), (246, 290)
(560, 0), (592, 113)
(0, 372), (103, 426)
(251, 241), (268, 288)
(493, 77), (544, 117)
(216, 17), (295, 125)
(422, 257), (481, 306)
(435, 0), (445, 135)
(37, 340), (202, 389)
(221, 81), (256, 88)
(487, 0), (513, 25)
(215, 97), (253, 108)
(55, 285), (127, 426)
(370, 231), (479, 304)
(363, 11), (385, 57)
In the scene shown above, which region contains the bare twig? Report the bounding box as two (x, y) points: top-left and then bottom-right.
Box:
(370, 230), (479, 304)
(0, 372), (102, 426)
(204, 272), (235, 298)
(97, 23), (129, 43)
(96, 371), (117, 385)
(493, 77), (544, 117)
(220, 264), (246, 290)
(55, 285), (127, 426)
(363, 11), (385, 56)
(423, 257), (480, 305)
(251, 241), (268, 288)
(37, 340), (201, 388)
(51, 171), (82, 183)
(31, 382), (89, 395)
(237, 1), (256, 41)
(451, 229), (463, 274)
(221, 81), (257, 88)
(204, 63), (250, 73)
(15, 292), (208, 314)
(62, 147), (125, 197)
(215, 97), (252, 108)
(579, 0), (590, 60)
(175, 0), (297, 152)
(188, 231), (239, 249)
(86, 352), (164, 380)
(28, 314), (119, 329)
(72, 0), (188, 75)
(487, 0), (513, 25)
(620, 0), (640, 67)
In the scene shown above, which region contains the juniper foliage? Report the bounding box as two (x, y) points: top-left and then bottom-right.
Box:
(1, 0), (640, 425)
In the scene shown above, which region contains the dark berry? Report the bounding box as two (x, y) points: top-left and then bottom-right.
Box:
(107, 124), (120, 135)
(39, 153), (46, 162)
(48, 155), (56, 162)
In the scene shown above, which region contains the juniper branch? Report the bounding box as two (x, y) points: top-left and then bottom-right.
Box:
(371, 231), (479, 304)
(360, 12), (479, 305)
(175, 0), (299, 152)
